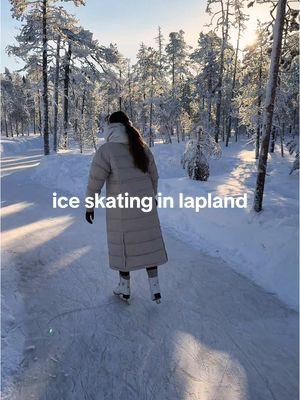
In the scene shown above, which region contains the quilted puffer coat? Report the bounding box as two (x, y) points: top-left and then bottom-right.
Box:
(86, 122), (168, 271)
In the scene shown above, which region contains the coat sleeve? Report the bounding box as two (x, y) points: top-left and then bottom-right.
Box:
(86, 145), (111, 209)
(147, 148), (159, 196)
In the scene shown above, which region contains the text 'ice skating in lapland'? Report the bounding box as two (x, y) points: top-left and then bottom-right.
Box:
(52, 192), (248, 212)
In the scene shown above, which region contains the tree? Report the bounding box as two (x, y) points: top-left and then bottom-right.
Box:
(9, 0), (84, 154)
(238, 24), (269, 159)
(206, 0), (247, 143)
(225, 1), (248, 146)
(1, 69), (30, 137)
(165, 30), (190, 141)
(53, 35), (61, 152)
(253, 0), (287, 212)
(191, 31), (222, 133)
(133, 43), (163, 145)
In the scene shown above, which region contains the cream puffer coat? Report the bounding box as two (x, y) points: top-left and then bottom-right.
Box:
(86, 123), (168, 271)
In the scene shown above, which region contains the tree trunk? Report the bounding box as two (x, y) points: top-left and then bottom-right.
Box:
(142, 91), (147, 136)
(127, 62), (133, 120)
(270, 126), (276, 153)
(62, 42), (72, 149)
(149, 100), (154, 147)
(253, 0), (287, 212)
(222, 110), (226, 141)
(171, 52), (175, 91)
(37, 90), (42, 135)
(119, 69), (122, 110)
(79, 89), (86, 153)
(9, 118), (13, 137)
(292, 108), (298, 132)
(255, 48), (263, 159)
(215, 0), (229, 143)
(225, 20), (240, 147)
(149, 86), (154, 147)
(33, 107), (36, 135)
(235, 119), (239, 142)
(255, 125), (260, 160)
(73, 94), (79, 141)
(3, 110), (8, 137)
(42, 0), (50, 155)
(207, 76), (212, 125)
(280, 123), (284, 157)
(53, 35), (61, 152)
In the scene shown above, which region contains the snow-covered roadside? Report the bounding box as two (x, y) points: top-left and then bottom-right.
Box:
(30, 140), (299, 310)
(153, 143), (299, 310)
(0, 136), (42, 156)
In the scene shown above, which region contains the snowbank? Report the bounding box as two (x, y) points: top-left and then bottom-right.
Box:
(1, 136), (42, 155)
(31, 140), (299, 310)
(155, 144), (298, 310)
(31, 153), (92, 197)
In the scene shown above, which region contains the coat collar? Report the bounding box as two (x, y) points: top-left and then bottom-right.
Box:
(104, 123), (129, 144)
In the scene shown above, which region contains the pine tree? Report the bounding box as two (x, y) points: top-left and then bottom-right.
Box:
(9, 0), (85, 154)
(206, 0), (247, 143)
(191, 31), (222, 134)
(165, 30), (190, 142)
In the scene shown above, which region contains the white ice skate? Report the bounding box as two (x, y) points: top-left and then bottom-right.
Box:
(113, 276), (131, 304)
(148, 276), (161, 304)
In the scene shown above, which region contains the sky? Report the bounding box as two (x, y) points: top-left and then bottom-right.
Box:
(1, 0), (272, 73)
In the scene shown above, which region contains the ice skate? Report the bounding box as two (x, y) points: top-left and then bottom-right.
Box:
(148, 276), (161, 304)
(113, 276), (131, 304)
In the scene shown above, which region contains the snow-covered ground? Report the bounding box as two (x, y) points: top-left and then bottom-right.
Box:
(1, 251), (25, 395)
(1, 135), (298, 399)
(32, 138), (299, 310)
(154, 141), (299, 311)
(0, 136), (42, 156)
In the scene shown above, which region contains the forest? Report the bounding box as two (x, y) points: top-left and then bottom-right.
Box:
(1, 0), (299, 212)
(1, 1), (299, 398)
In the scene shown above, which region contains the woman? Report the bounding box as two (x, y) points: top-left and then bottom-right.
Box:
(85, 111), (168, 304)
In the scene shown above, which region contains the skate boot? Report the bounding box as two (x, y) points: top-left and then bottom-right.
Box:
(113, 276), (130, 304)
(148, 276), (161, 304)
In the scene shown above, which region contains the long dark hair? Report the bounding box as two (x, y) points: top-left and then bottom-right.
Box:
(108, 111), (149, 173)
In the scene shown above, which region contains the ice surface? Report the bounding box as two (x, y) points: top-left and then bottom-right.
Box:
(1, 136), (298, 399)
(32, 139), (299, 310)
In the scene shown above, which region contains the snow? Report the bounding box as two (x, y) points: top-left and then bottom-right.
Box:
(31, 139), (299, 310)
(1, 251), (25, 396)
(1, 136), (298, 399)
(1, 136), (42, 156)
(153, 141), (299, 311)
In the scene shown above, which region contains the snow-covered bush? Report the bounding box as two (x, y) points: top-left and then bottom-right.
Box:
(182, 128), (221, 181)
(182, 141), (206, 181)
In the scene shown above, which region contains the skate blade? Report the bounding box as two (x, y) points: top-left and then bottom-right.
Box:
(114, 292), (131, 305)
(153, 293), (161, 304)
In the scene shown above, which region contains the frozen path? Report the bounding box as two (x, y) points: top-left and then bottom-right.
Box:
(1, 144), (298, 400)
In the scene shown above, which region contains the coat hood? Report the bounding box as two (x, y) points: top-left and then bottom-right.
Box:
(104, 122), (129, 144)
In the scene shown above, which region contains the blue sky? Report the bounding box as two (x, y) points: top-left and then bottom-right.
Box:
(1, 0), (271, 72)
